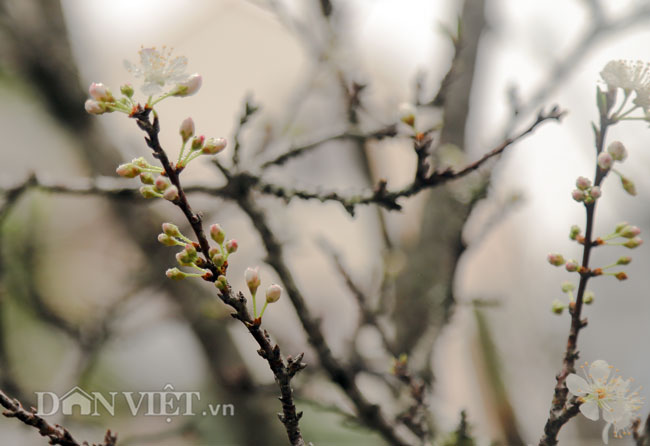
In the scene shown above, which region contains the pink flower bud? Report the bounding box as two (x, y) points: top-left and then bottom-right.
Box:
(132, 157), (149, 168)
(162, 222), (181, 237)
(155, 176), (170, 192)
(575, 176), (591, 190)
(158, 234), (177, 246)
(547, 253), (565, 266)
(176, 251), (193, 266)
(116, 163), (141, 178)
(225, 239), (238, 253)
(571, 189), (585, 202)
(166, 268), (186, 280)
(163, 185), (179, 202)
(85, 99), (105, 115)
(139, 172), (154, 185)
(210, 223), (225, 244)
(607, 141), (627, 161)
(88, 82), (113, 102)
(202, 137), (227, 155)
(597, 152), (613, 170)
(173, 73), (202, 97)
(190, 135), (205, 151)
(212, 253), (225, 267)
(621, 176), (636, 196)
(565, 260), (579, 272)
(623, 237), (643, 248)
(617, 256), (632, 265)
(265, 283), (282, 303)
(139, 185), (159, 198)
(589, 186), (602, 199)
(179, 117), (195, 143)
(245, 267), (261, 295)
(184, 243), (198, 258)
(620, 225), (641, 238)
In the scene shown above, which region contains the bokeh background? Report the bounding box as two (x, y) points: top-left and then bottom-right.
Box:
(1, 0), (650, 445)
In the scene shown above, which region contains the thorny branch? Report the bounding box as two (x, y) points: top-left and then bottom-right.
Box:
(0, 389), (117, 446)
(130, 107), (307, 446)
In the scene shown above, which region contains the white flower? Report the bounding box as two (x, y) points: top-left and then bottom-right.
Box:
(601, 60), (650, 91)
(567, 360), (644, 444)
(124, 46), (191, 96)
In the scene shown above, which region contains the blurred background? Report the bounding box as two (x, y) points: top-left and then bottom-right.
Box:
(1, 0), (650, 445)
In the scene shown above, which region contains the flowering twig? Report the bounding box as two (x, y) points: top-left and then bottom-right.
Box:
(0, 389), (117, 446)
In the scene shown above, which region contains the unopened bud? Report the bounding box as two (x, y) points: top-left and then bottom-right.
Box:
(572, 189), (585, 202)
(565, 260), (579, 272)
(162, 223), (181, 237)
(116, 163), (141, 178)
(132, 157), (149, 168)
(551, 299), (565, 315)
(166, 268), (186, 280)
(620, 225), (641, 238)
(140, 185), (159, 198)
(615, 222), (630, 233)
(621, 176), (636, 196)
(155, 176), (170, 192)
(623, 237), (643, 248)
(172, 73), (202, 97)
(561, 282), (575, 293)
(202, 137), (227, 155)
(88, 82), (113, 102)
(120, 83), (134, 98)
(176, 251), (194, 266)
(163, 185), (179, 202)
(265, 284), (282, 303)
(85, 99), (106, 115)
(575, 176), (591, 190)
(584, 291), (595, 304)
(225, 239), (238, 253)
(139, 172), (154, 185)
(245, 267), (261, 295)
(184, 243), (198, 259)
(179, 117), (195, 143)
(191, 135), (205, 151)
(589, 186), (602, 199)
(210, 224), (225, 244)
(615, 271), (628, 281)
(547, 253), (566, 266)
(158, 233), (177, 246)
(607, 141), (627, 161)
(597, 152), (613, 170)
(617, 256), (632, 265)
(569, 225), (581, 240)
(212, 253), (225, 267)
(215, 275), (228, 291)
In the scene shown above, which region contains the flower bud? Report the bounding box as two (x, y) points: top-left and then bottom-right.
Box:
(158, 233), (177, 246)
(589, 186), (602, 199)
(615, 272), (628, 281)
(583, 291), (595, 304)
(621, 176), (636, 196)
(617, 256), (632, 265)
(607, 141), (627, 161)
(569, 225), (581, 240)
(155, 176), (170, 192)
(202, 137), (227, 155)
(132, 157), (149, 168)
(597, 152), (613, 170)
(615, 221), (630, 233)
(245, 267), (261, 295)
(561, 281), (575, 293)
(140, 185), (159, 198)
(116, 163), (141, 178)
(139, 172), (154, 185)
(209, 247), (219, 258)
(266, 284), (282, 303)
(85, 99), (105, 115)
(88, 82), (113, 102)
(565, 260), (579, 272)
(575, 176), (591, 190)
(162, 222), (181, 237)
(619, 225), (641, 238)
(179, 117), (195, 143)
(210, 224), (225, 244)
(190, 135), (205, 151)
(173, 73), (202, 97)
(571, 189), (585, 202)
(176, 251), (194, 266)
(184, 243), (198, 259)
(623, 237), (643, 248)
(215, 275), (228, 291)
(211, 253), (225, 267)
(163, 185), (179, 202)
(547, 253), (565, 266)
(551, 299), (565, 315)
(120, 83), (134, 98)
(225, 239), (238, 253)
(166, 268), (186, 280)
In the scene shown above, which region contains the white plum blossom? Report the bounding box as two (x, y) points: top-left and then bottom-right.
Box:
(566, 360), (644, 444)
(124, 46), (193, 96)
(600, 60), (650, 110)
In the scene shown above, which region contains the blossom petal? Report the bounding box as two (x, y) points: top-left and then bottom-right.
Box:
(566, 374), (589, 397)
(589, 360), (610, 383)
(579, 400), (600, 421)
(602, 400), (626, 423)
(602, 422), (611, 444)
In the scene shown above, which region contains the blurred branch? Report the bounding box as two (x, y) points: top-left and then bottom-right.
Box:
(231, 98), (260, 167)
(0, 389), (117, 446)
(633, 413), (650, 446)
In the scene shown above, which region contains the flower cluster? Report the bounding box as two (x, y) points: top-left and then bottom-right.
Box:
(85, 46), (202, 115)
(567, 360), (644, 443)
(600, 60), (650, 112)
(244, 267), (282, 320)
